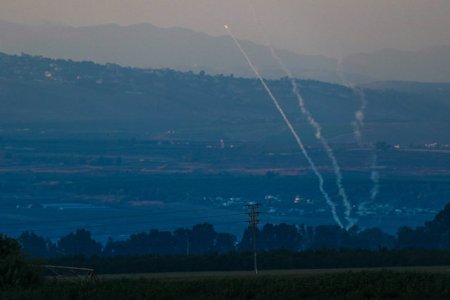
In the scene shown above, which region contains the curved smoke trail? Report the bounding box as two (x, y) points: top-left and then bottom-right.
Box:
(245, 2), (354, 228)
(369, 153), (379, 201)
(336, 57), (367, 146)
(336, 57), (380, 203)
(267, 48), (355, 228)
(224, 24), (344, 228)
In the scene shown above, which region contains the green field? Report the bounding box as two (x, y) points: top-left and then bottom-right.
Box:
(99, 265), (450, 279)
(4, 267), (450, 300)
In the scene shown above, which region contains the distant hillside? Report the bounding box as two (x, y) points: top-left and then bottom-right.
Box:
(1, 21), (449, 84)
(362, 81), (450, 95)
(0, 20), (342, 83)
(1, 52), (450, 144)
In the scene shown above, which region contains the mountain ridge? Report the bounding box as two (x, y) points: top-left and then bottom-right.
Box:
(0, 20), (341, 82)
(2, 20), (449, 83)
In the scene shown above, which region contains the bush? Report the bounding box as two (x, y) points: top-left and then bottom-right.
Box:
(0, 235), (41, 289)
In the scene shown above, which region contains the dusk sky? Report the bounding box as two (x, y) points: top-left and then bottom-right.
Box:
(1, 0), (450, 57)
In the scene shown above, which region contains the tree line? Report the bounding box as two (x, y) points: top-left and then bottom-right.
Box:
(13, 203), (450, 258)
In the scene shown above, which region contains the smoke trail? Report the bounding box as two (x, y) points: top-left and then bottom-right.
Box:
(224, 24), (344, 228)
(369, 153), (380, 201)
(267, 43), (354, 228)
(336, 56), (380, 202)
(336, 57), (366, 146)
(245, 2), (354, 228)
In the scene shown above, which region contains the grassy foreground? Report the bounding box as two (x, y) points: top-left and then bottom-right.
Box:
(3, 269), (450, 300)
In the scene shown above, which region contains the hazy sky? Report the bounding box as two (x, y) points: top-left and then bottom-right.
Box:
(1, 0), (450, 57)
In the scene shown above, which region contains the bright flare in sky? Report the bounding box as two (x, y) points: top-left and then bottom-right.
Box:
(224, 24), (229, 29)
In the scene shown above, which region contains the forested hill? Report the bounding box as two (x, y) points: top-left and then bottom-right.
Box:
(1, 52), (450, 144)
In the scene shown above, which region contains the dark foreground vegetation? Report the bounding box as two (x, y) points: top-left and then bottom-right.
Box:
(3, 270), (450, 300)
(0, 235), (41, 289)
(6, 220), (450, 299)
(46, 249), (450, 274)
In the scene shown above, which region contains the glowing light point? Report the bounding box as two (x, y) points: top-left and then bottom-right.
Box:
(224, 24), (229, 29)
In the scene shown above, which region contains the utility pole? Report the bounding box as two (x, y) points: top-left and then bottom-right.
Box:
(186, 232), (190, 257)
(246, 203), (260, 275)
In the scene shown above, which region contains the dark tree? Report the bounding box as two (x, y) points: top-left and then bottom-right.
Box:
(214, 233), (236, 253)
(147, 229), (176, 255)
(18, 231), (56, 258)
(355, 228), (395, 249)
(396, 226), (432, 249)
(259, 223), (301, 251)
(190, 223), (217, 254)
(173, 228), (191, 256)
(312, 225), (345, 249)
(0, 235), (41, 288)
(57, 229), (102, 257)
(425, 203), (450, 235)
(238, 226), (260, 252)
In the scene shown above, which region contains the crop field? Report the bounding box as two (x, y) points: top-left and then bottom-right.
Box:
(99, 265), (450, 279)
(4, 267), (450, 300)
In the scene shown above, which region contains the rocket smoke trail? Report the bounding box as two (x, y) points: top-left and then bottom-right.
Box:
(369, 154), (379, 200)
(272, 57), (354, 228)
(264, 41), (354, 228)
(245, 2), (354, 228)
(224, 24), (344, 228)
(336, 57), (366, 146)
(336, 57), (380, 202)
